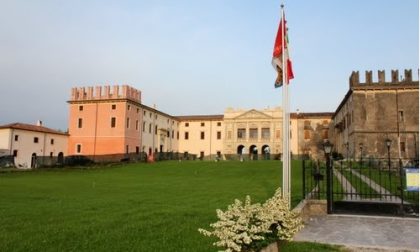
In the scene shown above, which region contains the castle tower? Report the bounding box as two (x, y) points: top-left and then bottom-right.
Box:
(67, 85), (142, 161)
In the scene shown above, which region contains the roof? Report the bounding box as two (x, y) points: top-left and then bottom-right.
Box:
(0, 123), (68, 135)
(290, 112), (334, 119)
(175, 115), (224, 121)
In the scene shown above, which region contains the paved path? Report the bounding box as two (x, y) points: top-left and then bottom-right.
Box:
(294, 214), (419, 251)
(350, 169), (404, 203)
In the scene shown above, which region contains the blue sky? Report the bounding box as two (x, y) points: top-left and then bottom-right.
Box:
(0, 0), (418, 130)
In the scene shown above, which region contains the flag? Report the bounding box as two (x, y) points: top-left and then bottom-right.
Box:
(272, 13), (294, 88)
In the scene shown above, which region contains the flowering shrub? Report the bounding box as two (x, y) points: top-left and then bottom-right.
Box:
(198, 188), (303, 252)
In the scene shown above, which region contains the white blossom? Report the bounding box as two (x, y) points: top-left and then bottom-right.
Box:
(198, 187), (304, 252)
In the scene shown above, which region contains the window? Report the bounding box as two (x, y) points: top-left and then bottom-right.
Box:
(149, 112), (152, 118)
(323, 129), (328, 139)
(127, 105), (131, 110)
(112, 104), (116, 110)
(200, 131), (205, 140)
(172, 130), (174, 139)
(155, 125), (158, 135)
(149, 123), (152, 133)
(136, 120), (139, 130)
(78, 118), (83, 128)
(34, 137), (39, 143)
(400, 142), (406, 152)
(50, 152), (53, 157)
(237, 128), (246, 139)
(217, 122), (221, 126)
(144, 111), (146, 116)
(249, 128), (258, 139)
(262, 128), (270, 139)
(13, 150), (17, 157)
(14, 135), (18, 141)
(79, 105), (83, 111)
(167, 131), (170, 137)
(143, 122), (145, 132)
(177, 131), (179, 140)
(399, 110), (404, 122)
(137, 108), (139, 113)
(50, 139), (54, 145)
(185, 122), (189, 127)
(304, 130), (310, 140)
(304, 120), (311, 127)
(200, 151), (204, 159)
(136, 146), (139, 154)
(217, 131), (221, 140)
(76, 144), (81, 153)
(201, 122), (205, 127)
(185, 132), (189, 140)
(111, 117), (116, 128)
(126, 118), (130, 129)
(155, 114), (157, 120)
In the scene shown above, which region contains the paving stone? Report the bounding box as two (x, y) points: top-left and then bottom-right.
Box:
(294, 214), (419, 251)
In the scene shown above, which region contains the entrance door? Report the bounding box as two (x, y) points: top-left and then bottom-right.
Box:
(57, 152), (64, 165)
(31, 153), (37, 168)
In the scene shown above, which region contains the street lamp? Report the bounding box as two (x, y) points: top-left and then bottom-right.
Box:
(386, 138), (392, 187)
(345, 142), (349, 160)
(323, 140), (333, 214)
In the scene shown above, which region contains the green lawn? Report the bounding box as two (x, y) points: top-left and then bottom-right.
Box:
(0, 160), (335, 251)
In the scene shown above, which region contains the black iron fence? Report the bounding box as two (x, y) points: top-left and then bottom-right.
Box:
(303, 158), (419, 216)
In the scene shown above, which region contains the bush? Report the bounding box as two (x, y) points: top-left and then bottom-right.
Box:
(198, 188), (303, 252)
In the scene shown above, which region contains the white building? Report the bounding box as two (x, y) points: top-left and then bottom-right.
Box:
(0, 122), (68, 168)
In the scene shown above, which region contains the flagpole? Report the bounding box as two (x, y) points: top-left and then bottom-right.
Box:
(280, 4), (291, 207)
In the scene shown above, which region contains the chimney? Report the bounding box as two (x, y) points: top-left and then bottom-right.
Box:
(37, 120), (43, 126)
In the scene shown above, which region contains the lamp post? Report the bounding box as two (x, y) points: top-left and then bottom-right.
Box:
(359, 143), (363, 168)
(323, 140), (333, 214)
(386, 138), (392, 188)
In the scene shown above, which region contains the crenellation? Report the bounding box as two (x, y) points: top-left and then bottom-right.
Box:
(95, 86), (102, 100)
(349, 69), (418, 87)
(378, 70), (385, 83)
(391, 69), (399, 83)
(365, 71), (373, 84)
(104, 85), (110, 99)
(404, 69), (412, 82)
(112, 85), (119, 99)
(69, 84), (141, 102)
(87, 87), (93, 99)
(349, 71), (359, 86)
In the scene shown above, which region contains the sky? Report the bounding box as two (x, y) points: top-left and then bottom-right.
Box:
(0, 0), (418, 130)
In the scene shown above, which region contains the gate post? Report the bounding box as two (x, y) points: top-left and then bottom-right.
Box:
(326, 155), (333, 214)
(302, 159), (306, 200)
(323, 141), (333, 214)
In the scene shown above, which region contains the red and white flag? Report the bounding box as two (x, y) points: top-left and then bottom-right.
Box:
(272, 13), (294, 88)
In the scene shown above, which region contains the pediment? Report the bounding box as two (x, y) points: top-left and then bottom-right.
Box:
(234, 109), (273, 120)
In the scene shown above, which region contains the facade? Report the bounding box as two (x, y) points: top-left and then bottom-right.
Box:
(140, 104), (179, 157)
(222, 108), (282, 159)
(177, 115), (224, 160)
(67, 85), (334, 162)
(333, 69), (419, 161)
(67, 85), (143, 161)
(0, 122), (68, 168)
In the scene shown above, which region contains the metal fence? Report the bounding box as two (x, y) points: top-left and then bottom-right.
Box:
(303, 158), (419, 216)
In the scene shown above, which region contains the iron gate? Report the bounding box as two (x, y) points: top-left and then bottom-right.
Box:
(302, 159), (419, 217)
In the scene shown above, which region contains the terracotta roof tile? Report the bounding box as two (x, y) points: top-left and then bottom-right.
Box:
(0, 123), (68, 135)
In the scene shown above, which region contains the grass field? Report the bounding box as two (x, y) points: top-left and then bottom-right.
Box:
(0, 160), (340, 251)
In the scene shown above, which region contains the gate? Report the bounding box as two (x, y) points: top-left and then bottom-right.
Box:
(303, 159), (419, 217)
